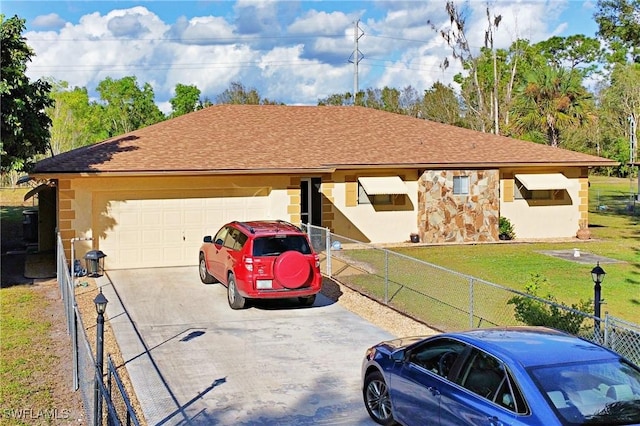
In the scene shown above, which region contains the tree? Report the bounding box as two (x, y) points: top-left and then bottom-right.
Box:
(96, 76), (165, 137)
(429, 1), (489, 132)
(534, 35), (604, 77)
(47, 80), (105, 154)
(418, 82), (464, 126)
(596, 62), (640, 172)
(594, 0), (640, 63)
(317, 92), (352, 106)
(512, 67), (595, 147)
(0, 15), (53, 173)
(215, 81), (283, 105)
(170, 84), (202, 118)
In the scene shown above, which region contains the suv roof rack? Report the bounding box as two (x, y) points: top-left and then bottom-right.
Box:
(233, 220), (302, 234)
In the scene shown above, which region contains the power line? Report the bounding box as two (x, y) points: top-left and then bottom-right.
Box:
(25, 34), (347, 43)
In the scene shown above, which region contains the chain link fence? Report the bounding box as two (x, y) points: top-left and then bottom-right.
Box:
(303, 224), (640, 366)
(57, 235), (140, 425)
(592, 184), (640, 216)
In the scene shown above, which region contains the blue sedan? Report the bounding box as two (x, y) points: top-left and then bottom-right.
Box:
(361, 327), (640, 425)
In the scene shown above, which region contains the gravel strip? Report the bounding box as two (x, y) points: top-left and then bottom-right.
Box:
(321, 277), (439, 338)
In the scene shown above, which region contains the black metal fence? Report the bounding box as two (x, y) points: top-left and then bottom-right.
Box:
(57, 234), (141, 425)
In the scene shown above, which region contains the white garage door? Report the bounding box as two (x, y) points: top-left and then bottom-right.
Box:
(100, 196), (269, 269)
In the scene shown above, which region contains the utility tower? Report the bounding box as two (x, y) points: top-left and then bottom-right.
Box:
(348, 20), (364, 105)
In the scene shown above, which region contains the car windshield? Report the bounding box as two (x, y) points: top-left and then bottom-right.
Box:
(252, 236), (312, 256)
(529, 359), (640, 425)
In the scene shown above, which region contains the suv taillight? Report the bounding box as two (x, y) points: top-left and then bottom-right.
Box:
(314, 253), (320, 268)
(244, 256), (254, 272)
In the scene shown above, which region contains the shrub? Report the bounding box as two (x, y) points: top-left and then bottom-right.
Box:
(507, 274), (592, 335)
(499, 217), (515, 240)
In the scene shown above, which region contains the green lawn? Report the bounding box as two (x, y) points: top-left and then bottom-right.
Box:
(0, 287), (58, 426)
(392, 176), (640, 324)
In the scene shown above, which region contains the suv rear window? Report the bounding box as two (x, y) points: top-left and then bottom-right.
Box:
(252, 235), (312, 256)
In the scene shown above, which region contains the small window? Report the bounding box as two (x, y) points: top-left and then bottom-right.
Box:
(233, 231), (248, 250)
(514, 178), (552, 200)
(358, 183), (392, 205)
(453, 176), (469, 195)
(408, 338), (467, 378)
(459, 349), (504, 399)
(223, 228), (241, 249)
(214, 227), (229, 245)
(253, 235), (312, 256)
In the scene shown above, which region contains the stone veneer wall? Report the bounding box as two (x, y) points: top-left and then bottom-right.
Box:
(418, 170), (500, 243)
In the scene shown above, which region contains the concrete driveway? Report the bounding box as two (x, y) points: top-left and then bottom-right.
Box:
(98, 267), (394, 425)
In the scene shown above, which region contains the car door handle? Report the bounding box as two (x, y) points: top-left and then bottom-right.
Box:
(427, 387), (440, 396)
(487, 416), (505, 426)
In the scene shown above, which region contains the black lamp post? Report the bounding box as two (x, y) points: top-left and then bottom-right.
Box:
(591, 262), (606, 332)
(94, 289), (108, 426)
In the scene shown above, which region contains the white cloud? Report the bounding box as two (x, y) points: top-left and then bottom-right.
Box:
(32, 13), (65, 30)
(23, 1), (590, 109)
(288, 10), (353, 34)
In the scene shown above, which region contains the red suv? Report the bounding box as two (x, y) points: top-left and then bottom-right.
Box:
(199, 220), (322, 309)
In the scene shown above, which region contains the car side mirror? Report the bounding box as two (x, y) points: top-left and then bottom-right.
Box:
(392, 350), (405, 363)
(203, 236), (212, 243)
(215, 239), (224, 245)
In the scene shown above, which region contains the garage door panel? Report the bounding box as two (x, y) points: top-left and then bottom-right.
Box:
(142, 230), (160, 244)
(144, 211), (163, 226)
(163, 229), (182, 244)
(163, 210), (183, 227)
(101, 194), (270, 269)
(184, 210), (204, 223)
(119, 230), (142, 246)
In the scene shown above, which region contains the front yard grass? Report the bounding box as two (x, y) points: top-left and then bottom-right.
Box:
(396, 176), (639, 324)
(0, 287), (58, 425)
(341, 176), (640, 325)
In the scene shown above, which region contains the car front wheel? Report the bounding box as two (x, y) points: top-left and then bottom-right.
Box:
(199, 253), (215, 284)
(227, 274), (246, 310)
(363, 371), (396, 426)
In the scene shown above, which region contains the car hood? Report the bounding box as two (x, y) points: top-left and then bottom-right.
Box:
(380, 336), (427, 351)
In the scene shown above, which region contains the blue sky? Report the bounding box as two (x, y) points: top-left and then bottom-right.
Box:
(4, 1), (600, 112)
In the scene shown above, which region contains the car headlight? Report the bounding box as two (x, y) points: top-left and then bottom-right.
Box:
(365, 347), (376, 361)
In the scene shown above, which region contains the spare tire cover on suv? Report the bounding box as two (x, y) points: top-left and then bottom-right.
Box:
(274, 250), (311, 289)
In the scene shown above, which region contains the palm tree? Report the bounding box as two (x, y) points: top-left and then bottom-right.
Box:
(512, 67), (594, 147)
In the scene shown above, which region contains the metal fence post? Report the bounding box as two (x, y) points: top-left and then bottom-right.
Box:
(604, 312), (610, 348)
(384, 250), (389, 304)
(469, 278), (475, 328)
(325, 227), (332, 278)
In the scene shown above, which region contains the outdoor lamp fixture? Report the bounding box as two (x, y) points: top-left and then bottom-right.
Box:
(84, 250), (107, 278)
(591, 262), (606, 333)
(93, 289), (108, 426)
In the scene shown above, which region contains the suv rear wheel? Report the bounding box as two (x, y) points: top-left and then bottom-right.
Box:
(298, 295), (316, 307)
(227, 274), (246, 310)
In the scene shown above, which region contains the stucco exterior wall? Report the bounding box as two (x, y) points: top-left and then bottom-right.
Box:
(53, 165), (591, 264)
(58, 174), (298, 263)
(499, 168), (588, 239)
(323, 169), (420, 243)
(418, 170), (500, 243)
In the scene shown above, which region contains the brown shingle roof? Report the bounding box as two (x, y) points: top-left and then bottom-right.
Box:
(32, 105), (617, 174)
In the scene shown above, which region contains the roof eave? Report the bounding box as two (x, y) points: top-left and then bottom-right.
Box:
(29, 161), (619, 179)
(29, 167), (337, 179)
(329, 161), (620, 169)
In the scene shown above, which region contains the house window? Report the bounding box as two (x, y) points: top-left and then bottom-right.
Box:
(514, 179), (552, 200)
(358, 183), (392, 205)
(453, 176), (469, 195)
